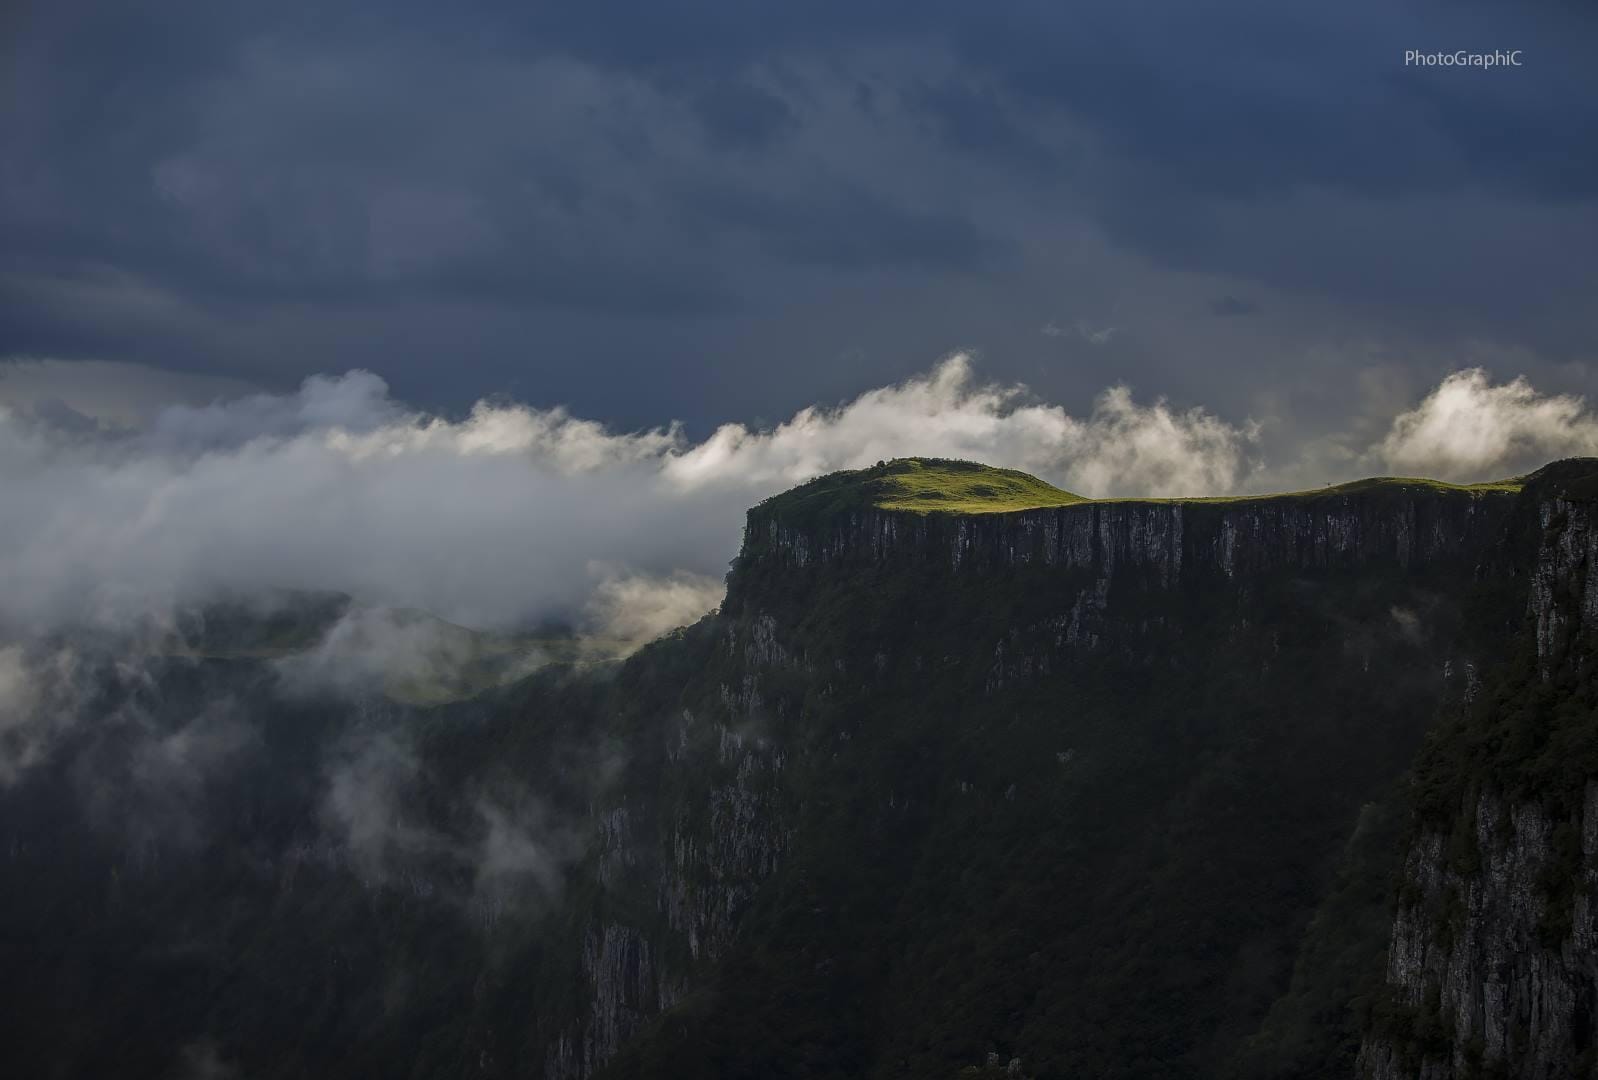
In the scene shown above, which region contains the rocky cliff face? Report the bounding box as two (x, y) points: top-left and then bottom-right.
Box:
(1356, 786), (1598, 1080)
(574, 469), (1598, 1080)
(543, 620), (797, 1079)
(739, 492), (1510, 671)
(733, 486), (1515, 695)
(549, 481), (1529, 1078)
(1357, 481), (1598, 1080)
(746, 490), (1507, 580)
(13, 462), (1597, 1080)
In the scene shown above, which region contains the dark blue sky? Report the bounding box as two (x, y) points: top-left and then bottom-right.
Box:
(3, 0), (1595, 436)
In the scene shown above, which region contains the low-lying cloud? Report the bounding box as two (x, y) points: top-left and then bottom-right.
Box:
(0, 354), (1585, 642)
(274, 605), (540, 703)
(1373, 368), (1598, 482)
(0, 354), (1261, 633)
(0, 352), (1589, 923)
(0, 645), (79, 785)
(583, 569), (727, 651)
(318, 728), (591, 927)
(661, 355), (1259, 500)
(0, 639), (262, 858)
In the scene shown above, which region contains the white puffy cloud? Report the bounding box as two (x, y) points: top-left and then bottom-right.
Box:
(0, 353), (1260, 634)
(1372, 368), (1598, 481)
(1052, 385), (1259, 499)
(2, 353), (1592, 806)
(8, 354), (1582, 643)
(662, 353), (1257, 498)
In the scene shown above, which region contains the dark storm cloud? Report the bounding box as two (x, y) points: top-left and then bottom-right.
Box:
(909, 78), (1062, 176)
(685, 180), (992, 271)
(2, 0), (1594, 428)
(949, 1), (1598, 201)
(691, 79), (798, 151)
(1210, 297), (1259, 318)
(921, 1), (1598, 355)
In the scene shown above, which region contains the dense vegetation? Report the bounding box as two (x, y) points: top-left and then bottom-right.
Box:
(600, 505), (1491, 1079)
(3, 461), (1588, 1080)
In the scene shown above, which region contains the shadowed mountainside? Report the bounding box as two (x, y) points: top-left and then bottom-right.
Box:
(3, 458), (1594, 1080)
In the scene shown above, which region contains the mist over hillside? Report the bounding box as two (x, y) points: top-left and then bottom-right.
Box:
(4, 458), (1597, 1078)
(5, 0), (1594, 1074)
(3, 357), (1593, 642)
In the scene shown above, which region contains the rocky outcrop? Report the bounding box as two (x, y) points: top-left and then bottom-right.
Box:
(22, 461), (1598, 1080)
(545, 615), (796, 1079)
(1530, 498), (1598, 673)
(552, 464), (1594, 1080)
(744, 490), (1510, 582)
(1357, 788), (1598, 1080)
(1357, 474), (1598, 1080)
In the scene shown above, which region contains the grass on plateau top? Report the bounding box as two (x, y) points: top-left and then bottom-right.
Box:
(757, 457), (1527, 525)
(1126, 474), (1525, 505)
(759, 458), (1087, 524)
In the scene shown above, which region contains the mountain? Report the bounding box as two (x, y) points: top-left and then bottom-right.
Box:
(1, 458), (1593, 1079)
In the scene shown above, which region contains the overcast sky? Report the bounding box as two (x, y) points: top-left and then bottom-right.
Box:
(4, 0), (1594, 439)
(3, 1), (1598, 636)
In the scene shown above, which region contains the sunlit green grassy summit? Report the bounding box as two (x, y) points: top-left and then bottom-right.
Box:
(760, 457), (1087, 523)
(758, 456), (1525, 525)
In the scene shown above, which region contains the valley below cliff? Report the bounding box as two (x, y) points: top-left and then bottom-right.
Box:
(3, 458), (1596, 1080)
